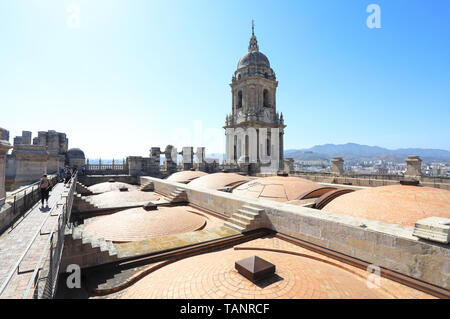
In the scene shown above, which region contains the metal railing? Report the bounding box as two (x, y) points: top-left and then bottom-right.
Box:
(23, 172), (77, 299)
(0, 173), (77, 299)
(2, 175), (58, 226)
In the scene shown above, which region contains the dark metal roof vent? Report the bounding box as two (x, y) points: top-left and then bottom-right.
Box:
(400, 179), (420, 186)
(277, 171), (288, 177)
(235, 256), (275, 282)
(143, 202), (157, 211)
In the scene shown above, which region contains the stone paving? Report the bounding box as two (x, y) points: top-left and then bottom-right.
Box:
(115, 236), (434, 299)
(0, 182), (66, 299)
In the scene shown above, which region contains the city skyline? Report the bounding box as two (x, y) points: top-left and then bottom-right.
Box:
(1, 0), (449, 158)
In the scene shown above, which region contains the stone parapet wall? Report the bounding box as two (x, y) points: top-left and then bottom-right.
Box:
(77, 175), (138, 187)
(291, 173), (450, 191)
(141, 176), (450, 291)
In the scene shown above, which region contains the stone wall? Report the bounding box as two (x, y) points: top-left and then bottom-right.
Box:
(291, 172), (450, 191)
(6, 130), (69, 189)
(6, 144), (48, 190)
(78, 175), (138, 187)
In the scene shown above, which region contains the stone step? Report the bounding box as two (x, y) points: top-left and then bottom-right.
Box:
(232, 213), (255, 223)
(72, 227), (83, 240)
(237, 209), (260, 218)
(82, 235), (99, 248)
(241, 205), (265, 214)
(105, 241), (118, 256)
(224, 221), (245, 233)
(228, 217), (250, 228)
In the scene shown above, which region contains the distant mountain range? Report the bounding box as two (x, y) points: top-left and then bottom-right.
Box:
(285, 143), (450, 162)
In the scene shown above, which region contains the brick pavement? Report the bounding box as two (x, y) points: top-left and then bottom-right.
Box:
(119, 236), (434, 299)
(83, 206), (210, 242)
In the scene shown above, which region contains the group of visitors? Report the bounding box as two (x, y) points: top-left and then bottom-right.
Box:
(40, 165), (75, 209)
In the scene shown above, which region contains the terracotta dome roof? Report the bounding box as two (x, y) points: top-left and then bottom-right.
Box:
(233, 176), (336, 202)
(122, 238), (431, 299)
(166, 171), (208, 183)
(322, 185), (450, 226)
(83, 206), (206, 242)
(88, 182), (139, 194)
(188, 172), (250, 190)
(84, 190), (161, 208)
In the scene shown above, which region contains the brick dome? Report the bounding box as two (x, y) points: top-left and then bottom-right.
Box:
(188, 172), (250, 190)
(233, 176), (336, 202)
(322, 185), (450, 226)
(83, 206), (206, 242)
(166, 171), (208, 184)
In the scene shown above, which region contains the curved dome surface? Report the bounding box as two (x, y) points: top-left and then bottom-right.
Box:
(237, 51), (270, 69)
(122, 239), (431, 299)
(188, 172), (250, 190)
(166, 171), (208, 184)
(85, 190), (161, 208)
(88, 182), (139, 194)
(83, 206), (206, 242)
(66, 148), (85, 158)
(233, 176), (335, 202)
(322, 185), (450, 226)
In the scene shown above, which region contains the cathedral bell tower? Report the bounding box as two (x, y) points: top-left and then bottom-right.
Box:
(224, 22), (286, 173)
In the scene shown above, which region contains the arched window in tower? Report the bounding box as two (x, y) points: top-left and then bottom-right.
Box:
(263, 89), (270, 108)
(266, 132), (271, 157)
(233, 135), (237, 162)
(237, 91), (243, 109)
(245, 135), (249, 157)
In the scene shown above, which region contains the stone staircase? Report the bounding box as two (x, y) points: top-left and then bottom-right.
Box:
(165, 187), (188, 203)
(73, 194), (99, 212)
(76, 182), (93, 196)
(60, 225), (119, 271)
(224, 204), (265, 233)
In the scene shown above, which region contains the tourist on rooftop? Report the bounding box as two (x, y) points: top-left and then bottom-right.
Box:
(64, 166), (72, 186)
(39, 174), (51, 209)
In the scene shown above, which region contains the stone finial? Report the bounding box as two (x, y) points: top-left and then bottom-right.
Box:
(182, 146), (194, 170)
(0, 128), (12, 205)
(405, 155), (422, 178)
(21, 131), (32, 145)
(248, 20), (259, 52)
(284, 157), (294, 174)
(331, 157), (344, 176)
(0, 128), (9, 142)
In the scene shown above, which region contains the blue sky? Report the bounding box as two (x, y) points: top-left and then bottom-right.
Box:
(1, 0), (449, 158)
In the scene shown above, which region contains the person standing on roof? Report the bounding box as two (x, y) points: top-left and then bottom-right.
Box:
(39, 174), (51, 209)
(64, 166), (72, 186)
